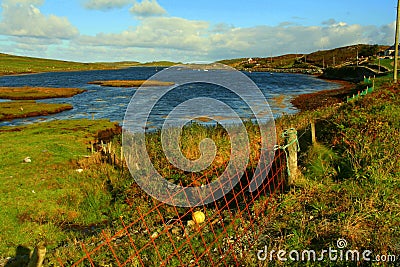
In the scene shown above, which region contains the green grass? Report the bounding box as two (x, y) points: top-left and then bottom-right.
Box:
(0, 53), (138, 76)
(0, 87), (85, 100)
(374, 58), (394, 71)
(0, 119), (119, 257)
(0, 101), (73, 121)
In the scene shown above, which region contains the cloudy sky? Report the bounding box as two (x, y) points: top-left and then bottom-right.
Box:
(0, 0), (396, 62)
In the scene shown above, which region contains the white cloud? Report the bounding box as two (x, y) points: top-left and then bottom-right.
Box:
(82, 0), (134, 10)
(129, 0), (166, 17)
(0, 2), (78, 39)
(70, 19), (394, 62)
(77, 17), (208, 51)
(0, 1), (394, 63)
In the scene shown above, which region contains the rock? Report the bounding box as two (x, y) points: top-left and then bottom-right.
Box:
(23, 157), (31, 163)
(192, 211), (205, 224)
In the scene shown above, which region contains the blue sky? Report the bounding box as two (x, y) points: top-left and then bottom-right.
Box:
(0, 0), (396, 62)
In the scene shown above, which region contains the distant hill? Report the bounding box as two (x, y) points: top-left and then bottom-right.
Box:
(0, 53), (140, 76)
(1, 44), (391, 76)
(0, 53), (181, 76)
(303, 44), (389, 68)
(135, 61), (181, 67)
(218, 44), (390, 72)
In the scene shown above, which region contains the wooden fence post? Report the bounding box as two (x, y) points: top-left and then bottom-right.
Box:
(311, 120), (316, 144)
(286, 128), (299, 186)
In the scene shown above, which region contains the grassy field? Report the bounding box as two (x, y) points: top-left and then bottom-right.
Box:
(0, 119), (120, 263)
(0, 101), (73, 121)
(0, 73), (399, 266)
(0, 53), (138, 76)
(374, 58), (394, 71)
(87, 80), (175, 87)
(0, 87), (85, 100)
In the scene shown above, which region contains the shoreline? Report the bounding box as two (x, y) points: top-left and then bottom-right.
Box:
(290, 78), (356, 111)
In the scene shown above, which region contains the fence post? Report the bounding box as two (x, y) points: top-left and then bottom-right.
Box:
(286, 128), (299, 186)
(311, 120), (316, 144)
(27, 244), (46, 267)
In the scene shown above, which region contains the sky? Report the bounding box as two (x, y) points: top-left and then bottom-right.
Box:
(0, 0), (397, 63)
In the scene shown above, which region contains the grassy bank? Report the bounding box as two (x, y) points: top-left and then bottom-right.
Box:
(0, 74), (399, 266)
(0, 87), (85, 100)
(0, 101), (73, 121)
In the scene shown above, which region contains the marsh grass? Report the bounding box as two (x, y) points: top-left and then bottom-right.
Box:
(0, 101), (73, 121)
(0, 87), (85, 100)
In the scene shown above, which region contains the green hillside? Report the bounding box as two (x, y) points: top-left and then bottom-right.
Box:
(218, 44), (389, 72)
(0, 53), (139, 76)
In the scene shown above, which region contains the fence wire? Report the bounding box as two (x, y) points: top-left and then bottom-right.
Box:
(59, 146), (287, 267)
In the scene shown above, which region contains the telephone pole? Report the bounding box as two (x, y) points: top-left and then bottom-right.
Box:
(394, 0), (400, 83)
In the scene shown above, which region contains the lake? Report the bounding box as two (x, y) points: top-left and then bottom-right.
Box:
(0, 67), (340, 127)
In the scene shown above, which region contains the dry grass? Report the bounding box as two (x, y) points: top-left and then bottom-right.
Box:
(0, 87), (85, 100)
(270, 94), (287, 109)
(0, 101), (73, 121)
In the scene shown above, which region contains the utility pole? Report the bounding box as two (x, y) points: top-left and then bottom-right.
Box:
(394, 0), (400, 83)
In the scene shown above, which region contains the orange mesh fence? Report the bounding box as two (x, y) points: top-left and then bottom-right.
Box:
(58, 148), (287, 266)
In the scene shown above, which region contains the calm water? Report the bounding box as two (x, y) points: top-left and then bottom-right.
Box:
(0, 67), (340, 127)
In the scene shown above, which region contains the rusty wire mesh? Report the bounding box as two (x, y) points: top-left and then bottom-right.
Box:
(58, 147), (287, 266)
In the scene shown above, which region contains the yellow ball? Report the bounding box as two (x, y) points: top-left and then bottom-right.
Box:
(192, 211), (205, 224)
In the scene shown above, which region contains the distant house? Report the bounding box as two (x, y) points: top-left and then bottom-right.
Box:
(247, 58), (256, 64)
(382, 44), (400, 58)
